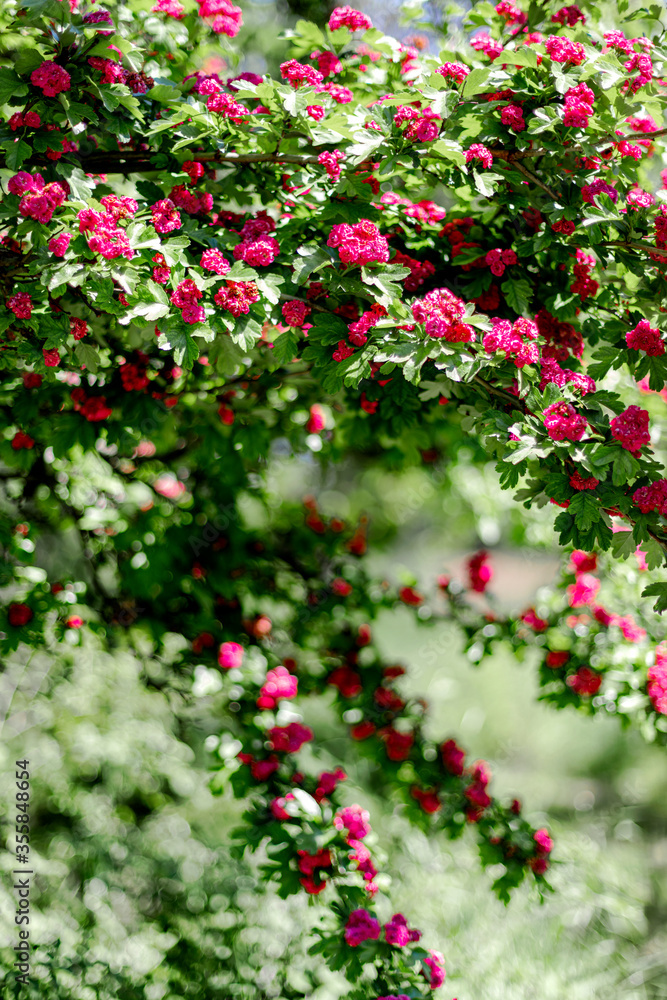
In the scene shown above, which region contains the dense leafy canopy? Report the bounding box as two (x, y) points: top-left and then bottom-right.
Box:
(2, 0), (667, 994)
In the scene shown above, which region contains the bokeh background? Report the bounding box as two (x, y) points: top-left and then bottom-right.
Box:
(1, 0), (667, 997)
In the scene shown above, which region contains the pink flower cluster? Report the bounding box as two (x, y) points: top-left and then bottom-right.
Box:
(424, 950), (446, 988)
(539, 358), (595, 396)
(465, 143), (493, 169)
(88, 56), (127, 86)
(267, 721), (313, 753)
(394, 104), (441, 142)
(483, 317), (539, 367)
(195, 0), (243, 36)
(627, 187), (654, 210)
(280, 59), (323, 89)
(78, 208), (134, 260)
(282, 300), (311, 327)
(552, 4), (585, 24)
(31, 60), (71, 96)
(257, 665), (298, 709)
(7, 292), (33, 319)
(214, 280), (259, 317)
(384, 913), (422, 946)
(318, 149), (345, 181)
(545, 35), (586, 64)
(626, 319), (664, 356)
(200, 249), (230, 275)
(327, 220), (390, 265)
(334, 804), (371, 841)
(151, 198), (181, 234)
(170, 184), (213, 217)
(101, 195), (138, 221)
(171, 279), (205, 325)
(48, 233), (71, 257)
(233, 235), (279, 266)
(567, 572), (599, 607)
(471, 33), (504, 60)
(10, 172), (67, 225)
(207, 91), (248, 121)
(570, 249), (598, 301)
(610, 405), (650, 455)
(391, 250), (435, 292)
(582, 178), (618, 206)
(485, 247), (517, 276)
(544, 402), (588, 442)
(151, 0), (186, 18)
(563, 82), (594, 127)
(495, 0), (527, 24)
(328, 5), (372, 31)
(467, 550), (493, 593)
(624, 51), (653, 92)
(344, 909), (381, 946)
(411, 287), (474, 343)
(648, 644), (667, 715)
(501, 103), (526, 132)
(633, 478), (667, 515)
(437, 61), (470, 84)
(530, 828), (554, 874)
(314, 50), (342, 76)
(8, 111), (41, 130)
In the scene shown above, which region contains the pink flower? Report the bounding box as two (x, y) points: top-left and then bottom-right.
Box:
(233, 236), (279, 267)
(423, 950), (446, 988)
(344, 909), (381, 947)
(633, 478), (667, 515)
(7, 292), (33, 319)
(384, 913), (421, 946)
(552, 4), (585, 24)
(467, 550), (492, 593)
(627, 187), (654, 210)
(48, 233), (71, 257)
(214, 280), (259, 317)
(43, 348), (60, 367)
(282, 300), (311, 327)
(280, 59), (323, 88)
(151, 198), (181, 234)
(207, 91), (248, 121)
(543, 402), (588, 442)
(570, 550), (597, 573)
(257, 665), (298, 709)
(318, 148), (345, 182)
(70, 318), (88, 340)
(195, 0), (242, 35)
(328, 5), (372, 31)
(411, 287), (473, 342)
(270, 793), (295, 820)
(441, 738), (465, 775)
(437, 61), (470, 84)
(152, 0), (186, 16)
(626, 319), (664, 356)
(501, 104), (526, 132)
(471, 32), (504, 60)
(306, 104), (325, 119)
(327, 220), (389, 266)
(8, 171), (42, 197)
(200, 249), (230, 274)
(648, 644), (667, 715)
(610, 405), (650, 454)
(31, 61), (71, 96)
(567, 573), (599, 607)
(567, 666), (602, 695)
(545, 35), (586, 64)
(218, 641), (244, 669)
(334, 803), (371, 842)
(267, 721), (313, 753)
(465, 143), (493, 168)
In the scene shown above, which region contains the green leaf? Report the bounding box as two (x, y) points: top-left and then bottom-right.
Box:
(462, 67), (492, 97)
(74, 341), (100, 374)
(157, 327), (199, 368)
(4, 140), (32, 171)
(270, 330), (300, 365)
(292, 244), (333, 285)
(569, 492), (601, 531)
(0, 67), (28, 104)
(642, 581), (667, 614)
(230, 314), (262, 352)
(501, 277), (532, 316)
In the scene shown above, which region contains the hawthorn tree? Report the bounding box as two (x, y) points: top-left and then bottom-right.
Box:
(2, 0), (667, 994)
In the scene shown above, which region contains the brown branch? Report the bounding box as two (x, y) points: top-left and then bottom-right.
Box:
(71, 150), (322, 175)
(512, 159), (559, 201)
